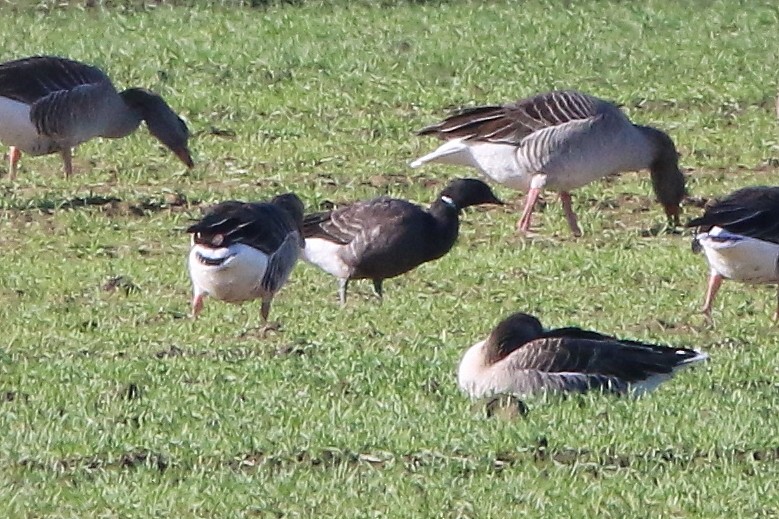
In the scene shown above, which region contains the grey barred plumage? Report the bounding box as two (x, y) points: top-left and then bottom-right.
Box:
(412, 90), (686, 236)
(0, 55), (193, 179)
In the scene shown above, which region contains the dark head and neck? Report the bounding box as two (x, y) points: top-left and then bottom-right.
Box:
(120, 88), (194, 168)
(637, 125), (686, 225)
(484, 312), (545, 365)
(427, 178), (503, 250)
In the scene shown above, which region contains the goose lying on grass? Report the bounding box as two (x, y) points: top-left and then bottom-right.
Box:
(301, 178), (503, 305)
(187, 194), (304, 334)
(458, 312), (708, 400)
(411, 90), (686, 236)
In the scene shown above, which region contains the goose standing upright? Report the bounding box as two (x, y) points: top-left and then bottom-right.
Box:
(411, 90), (686, 236)
(458, 312), (708, 400)
(687, 186), (779, 320)
(301, 178), (503, 305)
(0, 55), (194, 179)
(187, 194), (305, 333)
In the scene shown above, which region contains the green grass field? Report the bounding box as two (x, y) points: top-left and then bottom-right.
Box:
(2, 1), (779, 516)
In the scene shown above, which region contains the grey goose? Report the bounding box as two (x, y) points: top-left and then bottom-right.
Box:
(187, 194), (305, 333)
(458, 312), (708, 400)
(687, 186), (779, 320)
(301, 178), (503, 305)
(411, 90), (686, 237)
(0, 55), (193, 179)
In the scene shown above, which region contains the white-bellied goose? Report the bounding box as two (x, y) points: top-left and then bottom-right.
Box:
(301, 178), (503, 305)
(687, 186), (779, 320)
(411, 90), (686, 236)
(0, 55), (193, 179)
(187, 194), (305, 333)
(458, 312), (708, 400)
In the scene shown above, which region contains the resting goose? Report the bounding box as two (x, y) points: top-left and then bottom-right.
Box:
(0, 55), (193, 179)
(458, 312), (708, 400)
(186, 194), (305, 333)
(301, 178), (503, 305)
(687, 186), (779, 320)
(411, 90), (686, 236)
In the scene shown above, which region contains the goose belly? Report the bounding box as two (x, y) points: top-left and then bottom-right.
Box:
(301, 238), (352, 278)
(188, 244), (269, 302)
(518, 123), (652, 192)
(0, 97), (57, 155)
(697, 228), (779, 284)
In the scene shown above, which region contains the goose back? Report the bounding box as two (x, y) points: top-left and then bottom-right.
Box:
(458, 312), (707, 399)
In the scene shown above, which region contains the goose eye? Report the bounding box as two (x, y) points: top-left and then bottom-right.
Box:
(212, 234), (224, 247)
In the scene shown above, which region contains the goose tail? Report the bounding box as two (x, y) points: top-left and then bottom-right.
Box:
(409, 138), (470, 168)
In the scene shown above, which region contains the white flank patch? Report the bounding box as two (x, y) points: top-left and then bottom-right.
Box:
(697, 227), (779, 284)
(301, 238), (351, 278)
(0, 97), (49, 154)
(188, 243), (268, 303)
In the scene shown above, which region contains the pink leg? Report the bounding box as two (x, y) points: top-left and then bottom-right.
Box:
(701, 272), (723, 318)
(192, 293), (204, 318)
(516, 188), (541, 233)
(8, 147), (21, 180)
(559, 192), (582, 237)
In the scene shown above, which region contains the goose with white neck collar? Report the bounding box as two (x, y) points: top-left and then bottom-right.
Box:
(301, 178), (503, 305)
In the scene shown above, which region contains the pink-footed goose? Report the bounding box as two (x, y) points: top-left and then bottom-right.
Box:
(186, 194), (305, 334)
(0, 55), (194, 179)
(687, 186), (779, 320)
(411, 90), (686, 236)
(458, 312), (708, 400)
(301, 178), (503, 305)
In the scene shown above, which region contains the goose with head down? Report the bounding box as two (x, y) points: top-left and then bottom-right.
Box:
(687, 186), (779, 320)
(0, 55), (193, 179)
(411, 90), (686, 237)
(187, 193), (305, 334)
(301, 178), (503, 305)
(458, 312), (708, 400)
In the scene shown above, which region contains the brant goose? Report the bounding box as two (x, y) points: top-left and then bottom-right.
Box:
(687, 186), (779, 319)
(187, 193), (305, 333)
(411, 90), (685, 236)
(301, 178), (503, 305)
(0, 55), (193, 179)
(458, 312), (708, 400)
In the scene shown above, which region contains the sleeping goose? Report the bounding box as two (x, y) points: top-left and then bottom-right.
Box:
(0, 55), (193, 179)
(687, 186), (779, 320)
(458, 312), (708, 400)
(411, 90), (686, 237)
(186, 194), (305, 333)
(301, 178), (503, 305)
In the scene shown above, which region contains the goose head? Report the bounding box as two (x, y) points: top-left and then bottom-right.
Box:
(120, 88), (194, 168)
(642, 127), (686, 225)
(439, 178), (504, 210)
(483, 312), (545, 365)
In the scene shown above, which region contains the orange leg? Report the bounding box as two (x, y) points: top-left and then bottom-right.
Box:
(559, 192), (582, 237)
(8, 146), (21, 180)
(192, 293), (205, 318)
(701, 272), (723, 318)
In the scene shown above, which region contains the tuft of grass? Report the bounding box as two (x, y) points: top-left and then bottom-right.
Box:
(2, 1), (779, 516)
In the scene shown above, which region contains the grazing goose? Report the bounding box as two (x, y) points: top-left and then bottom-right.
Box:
(458, 312), (708, 400)
(0, 55), (193, 179)
(411, 90), (686, 236)
(186, 194), (305, 333)
(687, 186), (779, 319)
(301, 178), (503, 305)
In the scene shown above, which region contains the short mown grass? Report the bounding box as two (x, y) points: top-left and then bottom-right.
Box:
(2, 1), (779, 516)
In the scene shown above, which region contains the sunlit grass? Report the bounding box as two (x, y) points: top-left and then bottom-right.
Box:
(1, 1), (779, 516)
